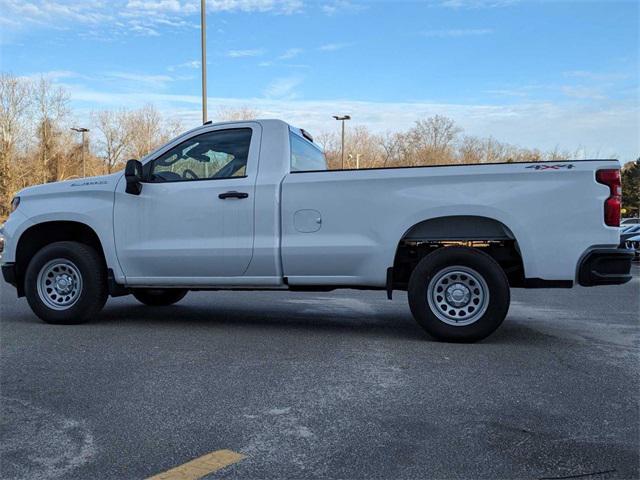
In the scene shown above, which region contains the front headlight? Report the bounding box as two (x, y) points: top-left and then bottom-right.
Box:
(10, 196), (20, 213)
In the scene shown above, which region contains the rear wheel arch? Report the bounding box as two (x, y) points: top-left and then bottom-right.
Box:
(15, 221), (107, 294)
(400, 215), (516, 242)
(392, 215), (525, 289)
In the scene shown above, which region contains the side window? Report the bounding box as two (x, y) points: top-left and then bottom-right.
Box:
(147, 128), (252, 182)
(290, 132), (328, 172)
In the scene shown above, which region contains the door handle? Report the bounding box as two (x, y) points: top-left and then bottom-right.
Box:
(218, 191), (249, 200)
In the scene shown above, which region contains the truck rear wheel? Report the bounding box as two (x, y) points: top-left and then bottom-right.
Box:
(408, 246), (510, 342)
(132, 289), (188, 306)
(24, 241), (108, 325)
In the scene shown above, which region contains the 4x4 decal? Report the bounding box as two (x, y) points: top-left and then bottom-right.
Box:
(526, 164), (575, 170)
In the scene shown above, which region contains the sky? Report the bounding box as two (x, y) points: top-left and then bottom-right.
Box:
(0, 0), (638, 162)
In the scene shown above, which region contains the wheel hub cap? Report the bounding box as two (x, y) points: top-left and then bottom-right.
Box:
(55, 275), (73, 293)
(427, 266), (490, 326)
(36, 259), (83, 311)
(445, 283), (471, 307)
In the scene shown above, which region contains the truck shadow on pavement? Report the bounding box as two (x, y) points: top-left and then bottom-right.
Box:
(95, 303), (427, 341)
(85, 300), (557, 346)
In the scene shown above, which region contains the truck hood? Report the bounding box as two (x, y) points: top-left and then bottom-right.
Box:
(17, 173), (122, 198)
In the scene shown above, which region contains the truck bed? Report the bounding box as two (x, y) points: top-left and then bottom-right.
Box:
(280, 159), (621, 287)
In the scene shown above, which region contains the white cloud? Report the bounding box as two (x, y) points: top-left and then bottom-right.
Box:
(125, 0), (302, 14)
(226, 49), (265, 58)
(437, 0), (518, 8)
(322, 0), (366, 16)
(0, 16), (21, 28)
(0, 0), (113, 25)
(280, 0), (303, 14)
(106, 72), (177, 88)
(263, 76), (303, 99)
(318, 42), (352, 52)
(168, 60), (202, 72)
(421, 28), (494, 38)
(486, 85), (544, 98)
(488, 70), (634, 101)
(563, 70), (631, 82)
(561, 85), (607, 100)
(0, 0), (303, 39)
(129, 24), (160, 36)
(19, 70), (84, 82)
(207, 0), (302, 14)
(278, 48), (303, 60)
(126, 0), (185, 13)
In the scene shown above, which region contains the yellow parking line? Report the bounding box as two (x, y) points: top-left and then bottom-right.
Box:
(146, 449), (246, 480)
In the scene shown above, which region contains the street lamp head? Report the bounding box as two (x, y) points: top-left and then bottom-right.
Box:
(333, 115), (351, 121)
(71, 127), (90, 133)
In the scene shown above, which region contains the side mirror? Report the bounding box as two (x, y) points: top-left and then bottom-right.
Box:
(124, 159), (143, 195)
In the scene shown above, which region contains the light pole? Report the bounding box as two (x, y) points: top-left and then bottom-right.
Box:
(347, 153), (362, 169)
(333, 115), (350, 169)
(71, 127), (89, 177)
(201, 0), (208, 124)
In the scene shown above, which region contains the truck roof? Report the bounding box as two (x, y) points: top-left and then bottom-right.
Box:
(194, 118), (291, 132)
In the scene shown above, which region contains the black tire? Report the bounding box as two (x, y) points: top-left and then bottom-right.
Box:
(24, 241), (108, 325)
(408, 246), (510, 343)
(132, 289), (188, 306)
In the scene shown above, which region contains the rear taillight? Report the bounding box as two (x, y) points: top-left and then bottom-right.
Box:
(596, 169), (622, 227)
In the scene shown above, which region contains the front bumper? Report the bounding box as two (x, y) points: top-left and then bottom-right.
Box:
(578, 248), (634, 286)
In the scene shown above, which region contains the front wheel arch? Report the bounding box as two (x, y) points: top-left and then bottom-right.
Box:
(15, 221), (107, 296)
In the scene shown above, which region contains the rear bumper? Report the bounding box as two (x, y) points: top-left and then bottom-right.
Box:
(578, 248), (634, 286)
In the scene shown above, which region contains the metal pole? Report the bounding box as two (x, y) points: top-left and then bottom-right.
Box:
(71, 127), (89, 178)
(341, 120), (345, 169)
(81, 130), (86, 177)
(333, 115), (350, 170)
(201, 0), (208, 124)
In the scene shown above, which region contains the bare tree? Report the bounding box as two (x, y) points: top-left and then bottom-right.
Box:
(216, 106), (260, 122)
(0, 74), (33, 217)
(408, 115), (462, 165)
(317, 126), (386, 169)
(126, 104), (182, 160)
(33, 76), (70, 182)
(94, 109), (134, 173)
(380, 131), (405, 167)
(343, 126), (385, 169)
(458, 136), (483, 164)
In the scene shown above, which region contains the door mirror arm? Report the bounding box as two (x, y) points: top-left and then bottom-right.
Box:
(124, 159), (144, 195)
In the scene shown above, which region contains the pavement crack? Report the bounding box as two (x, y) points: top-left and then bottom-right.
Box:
(539, 468), (616, 479)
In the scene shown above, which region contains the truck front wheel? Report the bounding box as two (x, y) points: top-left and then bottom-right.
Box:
(132, 289), (188, 306)
(24, 241), (108, 324)
(408, 246), (510, 342)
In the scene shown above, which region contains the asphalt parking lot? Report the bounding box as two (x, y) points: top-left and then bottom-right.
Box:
(1, 266), (639, 480)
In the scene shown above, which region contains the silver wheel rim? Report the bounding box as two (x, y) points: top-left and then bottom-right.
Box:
(36, 259), (83, 311)
(427, 266), (489, 326)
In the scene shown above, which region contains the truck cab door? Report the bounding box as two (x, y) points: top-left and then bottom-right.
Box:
(113, 123), (261, 285)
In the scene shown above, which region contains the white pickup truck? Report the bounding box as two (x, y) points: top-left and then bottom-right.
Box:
(0, 119), (633, 341)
